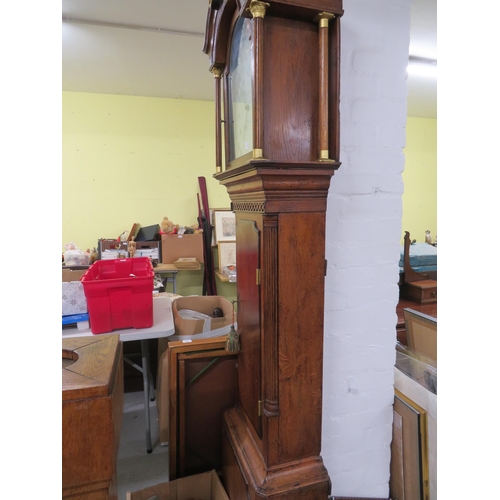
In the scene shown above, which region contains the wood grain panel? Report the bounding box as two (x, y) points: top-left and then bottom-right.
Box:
(263, 16), (318, 162)
(277, 211), (326, 462)
(236, 217), (262, 438)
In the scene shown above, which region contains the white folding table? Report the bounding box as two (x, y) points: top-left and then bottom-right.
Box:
(62, 295), (175, 453)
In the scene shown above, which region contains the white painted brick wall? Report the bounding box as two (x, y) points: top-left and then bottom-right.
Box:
(322, 0), (411, 497)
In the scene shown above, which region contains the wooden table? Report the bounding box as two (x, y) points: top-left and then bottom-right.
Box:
(154, 263), (180, 293)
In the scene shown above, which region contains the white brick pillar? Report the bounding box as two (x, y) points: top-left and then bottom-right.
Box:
(322, 0), (411, 497)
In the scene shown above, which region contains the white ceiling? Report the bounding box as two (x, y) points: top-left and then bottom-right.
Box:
(62, 0), (436, 118)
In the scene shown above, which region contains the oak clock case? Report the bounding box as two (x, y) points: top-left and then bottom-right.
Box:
(203, 1), (343, 499)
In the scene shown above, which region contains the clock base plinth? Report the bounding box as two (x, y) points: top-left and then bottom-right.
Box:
(222, 406), (331, 500)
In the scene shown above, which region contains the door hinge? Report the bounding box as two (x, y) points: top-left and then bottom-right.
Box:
(258, 400), (263, 416)
(256, 268), (261, 285)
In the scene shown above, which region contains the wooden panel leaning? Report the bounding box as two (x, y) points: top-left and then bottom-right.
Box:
(163, 336), (239, 481)
(403, 308), (437, 368)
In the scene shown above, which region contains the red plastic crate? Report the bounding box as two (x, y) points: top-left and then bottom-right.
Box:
(81, 257), (154, 334)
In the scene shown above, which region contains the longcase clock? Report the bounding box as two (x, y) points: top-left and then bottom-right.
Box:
(203, 1), (343, 499)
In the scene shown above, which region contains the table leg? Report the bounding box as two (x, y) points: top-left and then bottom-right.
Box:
(148, 345), (155, 401)
(141, 339), (153, 454)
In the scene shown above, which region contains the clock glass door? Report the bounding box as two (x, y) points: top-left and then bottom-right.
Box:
(236, 217), (261, 437)
(227, 16), (253, 163)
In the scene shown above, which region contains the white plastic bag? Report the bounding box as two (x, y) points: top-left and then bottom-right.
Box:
(64, 242), (90, 266)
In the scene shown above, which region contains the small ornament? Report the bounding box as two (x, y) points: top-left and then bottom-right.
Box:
(128, 236), (136, 258)
(425, 230), (432, 245)
(225, 324), (240, 353)
(225, 300), (240, 353)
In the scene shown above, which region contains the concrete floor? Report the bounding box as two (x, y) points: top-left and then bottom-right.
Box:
(117, 391), (169, 499)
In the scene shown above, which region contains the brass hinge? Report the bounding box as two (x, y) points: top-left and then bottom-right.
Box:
(258, 400), (263, 416)
(256, 268), (261, 285)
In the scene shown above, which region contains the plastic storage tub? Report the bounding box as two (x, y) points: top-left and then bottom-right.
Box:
(81, 257), (154, 334)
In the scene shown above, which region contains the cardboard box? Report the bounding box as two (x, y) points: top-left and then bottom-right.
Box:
(161, 234), (204, 265)
(173, 296), (233, 336)
(62, 268), (88, 315)
(126, 469), (229, 500)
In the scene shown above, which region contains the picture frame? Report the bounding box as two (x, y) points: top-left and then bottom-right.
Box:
(218, 241), (236, 270)
(209, 208), (227, 246)
(213, 209), (236, 243)
(390, 390), (429, 500)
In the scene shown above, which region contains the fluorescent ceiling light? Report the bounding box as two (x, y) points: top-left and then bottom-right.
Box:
(407, 55), (437, 79)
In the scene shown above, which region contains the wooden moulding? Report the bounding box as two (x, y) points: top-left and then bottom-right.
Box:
(215, 162), (338, 214)
(223, 406), (331, 500)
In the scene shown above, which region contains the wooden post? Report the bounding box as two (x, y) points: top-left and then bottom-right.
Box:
(248, 1), (269, 160)
(212, 67), (223, 173)
(315, 12), (336, 161)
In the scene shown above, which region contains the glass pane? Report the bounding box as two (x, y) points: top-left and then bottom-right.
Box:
(228, 17), (253, 162)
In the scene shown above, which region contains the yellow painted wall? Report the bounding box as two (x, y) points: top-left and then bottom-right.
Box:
(62, 92), (435, 298)
(62, 91), (235, 300)
(402, 117), (437, 244)
(62, 91), (231, 251)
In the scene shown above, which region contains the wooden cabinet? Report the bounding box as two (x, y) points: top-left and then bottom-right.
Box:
(62, 335), (123, 500)
(203, 2), (343, 498)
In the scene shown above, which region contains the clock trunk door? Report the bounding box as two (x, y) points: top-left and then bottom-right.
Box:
(236, 217), (261, 437)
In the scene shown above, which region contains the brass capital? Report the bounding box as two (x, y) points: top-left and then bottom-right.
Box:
(247, 1), (270, 19)
(253, 148), (264, 159)
(211, 67), (223, 78)
(314, 12), (335, 28)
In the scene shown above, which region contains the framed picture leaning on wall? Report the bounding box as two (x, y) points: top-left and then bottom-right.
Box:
(218, 241), (236, 270)
(213, 210), (236, 243)
(390, 390), (429, 500)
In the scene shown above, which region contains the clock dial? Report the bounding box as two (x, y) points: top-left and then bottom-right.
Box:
(227, 16), (253, 163)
